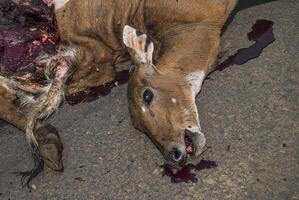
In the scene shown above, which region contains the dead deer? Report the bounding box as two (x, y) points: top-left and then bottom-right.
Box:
(0, 0), (237, 186)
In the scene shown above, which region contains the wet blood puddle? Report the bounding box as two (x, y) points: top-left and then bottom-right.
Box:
(66, 70), (130, 105)
(161, 160), (217, 183)
(217, 19), (275, 71)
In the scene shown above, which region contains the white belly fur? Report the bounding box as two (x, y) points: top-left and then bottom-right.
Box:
(53, 0), (70, 10)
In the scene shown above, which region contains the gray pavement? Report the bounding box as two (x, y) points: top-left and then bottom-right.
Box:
(0, 0), (298, 199)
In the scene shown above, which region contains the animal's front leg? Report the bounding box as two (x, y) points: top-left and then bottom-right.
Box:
(24, 46), (76, 151)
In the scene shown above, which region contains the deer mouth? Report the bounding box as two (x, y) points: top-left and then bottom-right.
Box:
(184, 134), (195, 155)
(184, 128), (206, 157)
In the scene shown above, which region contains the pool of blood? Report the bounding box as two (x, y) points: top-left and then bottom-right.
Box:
(65, 70), (130, 105)
(161, 160), (217, 184)
(216, 19), (275, 71)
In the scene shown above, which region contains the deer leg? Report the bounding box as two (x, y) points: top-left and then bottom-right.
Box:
(0, 84), (64, 187)
(0, 45), (75, 187)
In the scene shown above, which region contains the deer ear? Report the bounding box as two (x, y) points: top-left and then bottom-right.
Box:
(123, 25), (154, 65)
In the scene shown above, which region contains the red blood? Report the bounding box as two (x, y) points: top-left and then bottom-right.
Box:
(0, 0), (59, 79)
(186, 146), (193, 154)
(41, 35), (48, 43)
(161, 160), (218, 184)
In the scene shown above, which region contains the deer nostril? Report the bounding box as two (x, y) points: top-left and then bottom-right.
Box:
(170, 148), (183, 162)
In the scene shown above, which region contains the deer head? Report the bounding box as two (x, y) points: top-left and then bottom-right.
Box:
(123, 25), (207, 167)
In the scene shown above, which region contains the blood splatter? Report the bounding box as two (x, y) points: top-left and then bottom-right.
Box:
(65, 70), (130, 105)
(161, 160), (217, 184)
(217, 19), (275, 71)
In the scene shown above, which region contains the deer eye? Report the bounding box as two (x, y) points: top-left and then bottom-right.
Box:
(143, 89), (154, 105)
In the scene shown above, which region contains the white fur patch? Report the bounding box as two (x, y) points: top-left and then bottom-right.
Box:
(186, 71), (206, 126)
(142, 106), (146, 113)
(187, 126), (202, 135)
(186, 71), (206, 99)
(53, 0), (70, 10)
(171, 97), (177, 104)
(63, 47), (77, 59)
(183, 108), (191, 116)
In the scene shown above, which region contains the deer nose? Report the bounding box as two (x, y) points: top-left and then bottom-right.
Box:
(169, 148), (187, 166)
